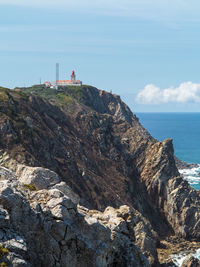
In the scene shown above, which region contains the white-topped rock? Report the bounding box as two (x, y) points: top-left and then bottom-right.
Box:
(16, 165), (60, 190)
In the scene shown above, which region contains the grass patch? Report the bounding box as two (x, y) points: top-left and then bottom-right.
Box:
(0, 92), (9, 102)
(23, 184), (37, 191)
(15, 90), (28, 99)
(0, 245), (8, 266)
(18, 85), (57, 100)
(64, 86), (88, 102)
(16, 84), (97, 108)
(0, 246), (8, 258)
(56, 93), (74, 104)
(0, 262), (7, 267)
(13, 120), (26, 130)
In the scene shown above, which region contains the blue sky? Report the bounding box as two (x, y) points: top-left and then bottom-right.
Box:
(1, 0), (200, 112)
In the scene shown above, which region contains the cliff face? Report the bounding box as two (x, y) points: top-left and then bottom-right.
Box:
(0, 85), (199, 266)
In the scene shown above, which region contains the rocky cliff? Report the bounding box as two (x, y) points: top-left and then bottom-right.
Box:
(0, 85), (199, 266)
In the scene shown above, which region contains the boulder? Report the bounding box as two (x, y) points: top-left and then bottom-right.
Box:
(52, 181), (80, 204)
(0, 166), (16, 181)
(16, 165), (60, 190)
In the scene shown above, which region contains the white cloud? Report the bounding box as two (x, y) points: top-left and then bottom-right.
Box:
(136, 82), (200, 104)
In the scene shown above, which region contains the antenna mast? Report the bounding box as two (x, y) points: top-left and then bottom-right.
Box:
(56, 63), (59, 85)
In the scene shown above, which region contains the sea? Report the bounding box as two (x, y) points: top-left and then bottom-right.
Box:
(136, 113), (200, 266)
(136, 112), (200, 191)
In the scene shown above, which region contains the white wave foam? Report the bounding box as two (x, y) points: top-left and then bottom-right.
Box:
(179, 165), (200, 189)
(193, 248), (200, 259)
(179, 165), (200, 175)
(170, 167), (200, 266)
(185, 176), (200, 180)
(171, 248), (200, 266)
(171, 252), (187, 266)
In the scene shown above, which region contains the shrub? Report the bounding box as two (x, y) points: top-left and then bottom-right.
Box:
(0, 262), (7, 267)
(23, 184), (37, 191)
(0, 246), (8, 258)
(0, 92), (9, 102)
(56, 94), (74, 104)
(0, 245), (8, 266)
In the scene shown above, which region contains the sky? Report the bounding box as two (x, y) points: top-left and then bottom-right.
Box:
(1, 0), (200, 112)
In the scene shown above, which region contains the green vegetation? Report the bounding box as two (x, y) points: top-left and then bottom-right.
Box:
(0, 245), (8, 266)
(0, 87), (11, 103)
(0, 87), (11, 102)
(0, 246), (8, 258)
(11, 84), (98, 113)
(56, 94), (74, 104)
(18, 84), (92, 104)
(13, 120), (26, 130)
(64, 86), (88, 100)
(0, 86), (10, 92)
(14, 90), (28, 99)
(17, 85), (57, 100)
(0, 262), (7, 267)
(0, 92), (9, 102)
(23, 183), (37, 191)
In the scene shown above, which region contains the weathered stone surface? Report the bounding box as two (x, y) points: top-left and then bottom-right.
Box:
(0, 166), (16, 181)
(52, 181), (80, 204)
(139, 138), (200, 239)
(6, 253), (30, 267)
(132, 208), (158, 265)
(181, 255), (200, 267)
(16, 165), (60, 190)
(0, 227), (29, 266)
(0, 166), (150, 267)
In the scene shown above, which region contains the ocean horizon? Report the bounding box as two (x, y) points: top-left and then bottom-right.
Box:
(136, 112), (200, 191)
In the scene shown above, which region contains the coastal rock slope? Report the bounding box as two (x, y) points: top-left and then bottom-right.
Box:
(0, 166), (149, 266)
(0, 85), (199, 266)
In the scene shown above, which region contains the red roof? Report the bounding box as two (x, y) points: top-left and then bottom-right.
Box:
(55, 80), (81, 83)
(56, 80), (71, 83)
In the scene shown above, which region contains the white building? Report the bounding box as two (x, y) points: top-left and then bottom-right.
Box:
(44, 70), (82, 88)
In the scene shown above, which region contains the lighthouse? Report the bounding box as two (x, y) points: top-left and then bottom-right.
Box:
(44, 69), (82, 88)
(71, 70), (76, 83)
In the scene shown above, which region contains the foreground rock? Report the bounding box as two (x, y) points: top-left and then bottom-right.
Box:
(181, 255), (200, 267)
(0, 166), (150, 266)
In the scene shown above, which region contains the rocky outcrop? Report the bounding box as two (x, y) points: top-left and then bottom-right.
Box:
(167, 176), (200, 239)
(139, 138), (200, 239)
(0, 166), (150, 267)
(131, 209), (158, 265)
(16, 165), (61, 189)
